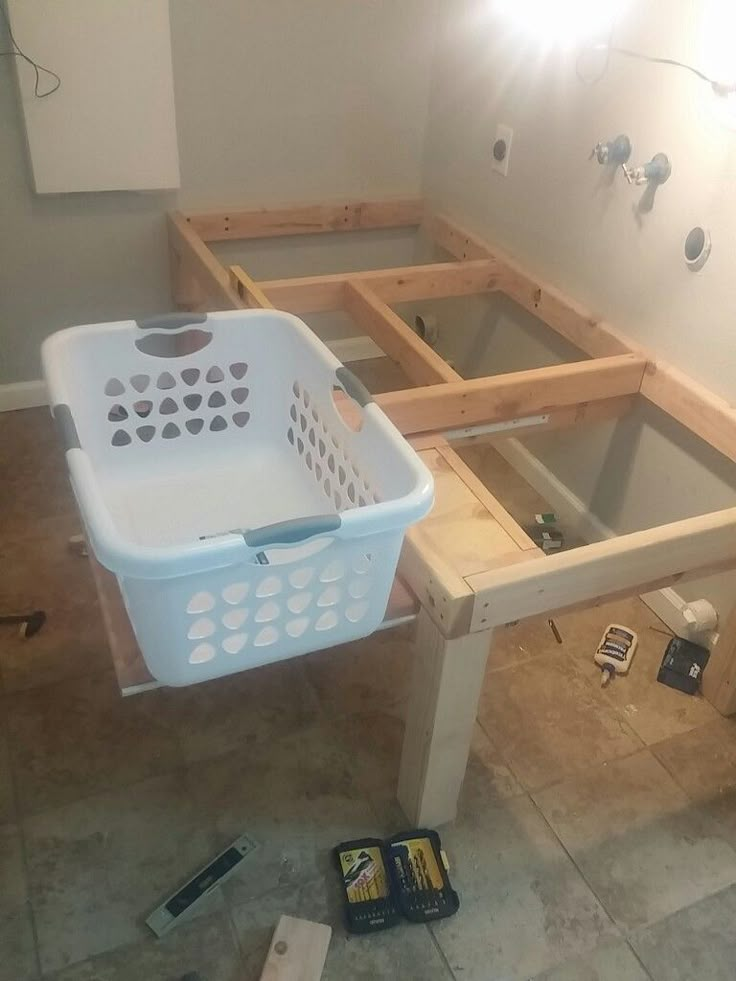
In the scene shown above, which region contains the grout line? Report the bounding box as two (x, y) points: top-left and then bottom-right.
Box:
(427, 922), (459, 980)
(624, 937), (656, 980)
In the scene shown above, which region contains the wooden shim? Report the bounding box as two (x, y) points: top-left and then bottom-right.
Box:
(344, 281), (461, 386)
(187, 198), (423, 242)
(428, 214), (637, 359)
(167, 211), (244, 309)
(641, 360), (736, 465)
(260, 259), (500, 313)
(258, 915), (331, 981)
(375, 355), (646, 436)
(230, 264), (275, 309)
(467, 506), (736, 630)
(398, 608), (493, 826)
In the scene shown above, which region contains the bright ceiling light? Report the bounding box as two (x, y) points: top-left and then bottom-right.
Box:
(494, 0), (628, 49)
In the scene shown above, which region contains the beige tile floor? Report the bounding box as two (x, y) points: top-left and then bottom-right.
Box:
(3, 394), (736, 980)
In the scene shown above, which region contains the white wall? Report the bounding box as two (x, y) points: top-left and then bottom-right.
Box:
(0, 0), (438, 384)
(421, 0), (736, 619)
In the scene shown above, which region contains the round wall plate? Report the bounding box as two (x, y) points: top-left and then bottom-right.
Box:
(684, 226), (711, 271)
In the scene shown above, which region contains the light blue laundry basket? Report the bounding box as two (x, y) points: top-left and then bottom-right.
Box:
(42, 310), (433, 686)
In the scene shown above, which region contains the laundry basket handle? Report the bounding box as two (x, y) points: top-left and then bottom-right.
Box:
(244, 514), (341, 550)
(335, 366), (372, 407)
(136, 313), (208, 331)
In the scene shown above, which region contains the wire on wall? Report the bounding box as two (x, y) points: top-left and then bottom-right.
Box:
(0, 3), (61, 98)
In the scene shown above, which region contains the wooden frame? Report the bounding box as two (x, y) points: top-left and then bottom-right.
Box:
(94, 196), (733, 825)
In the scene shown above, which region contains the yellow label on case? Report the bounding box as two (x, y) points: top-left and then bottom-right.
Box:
(339, 846), (389, 902)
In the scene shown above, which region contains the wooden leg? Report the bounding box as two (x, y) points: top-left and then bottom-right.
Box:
(702, 599), (736, 716)
(398, 608), (493, 827)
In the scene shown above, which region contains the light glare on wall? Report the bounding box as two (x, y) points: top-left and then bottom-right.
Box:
(494, 0), (627, 48)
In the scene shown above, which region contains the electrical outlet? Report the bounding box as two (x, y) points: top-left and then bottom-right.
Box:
(491, 124), (513, 177)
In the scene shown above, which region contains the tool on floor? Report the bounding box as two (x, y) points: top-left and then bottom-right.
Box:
(534, 512), (558, 525)
(548, 619), (563, 644)
(146, 833), (257, 937)
(0, 610), (46, 638)
(595, 624), (638, 686)
(657, 636), (710, 695)
(335, 829), (459, 933)
(258, 915), (331, 981)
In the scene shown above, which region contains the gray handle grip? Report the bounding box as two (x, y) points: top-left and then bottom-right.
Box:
(136, 313), (208, 331)
(335, 366), (373, 407)
(244, 515), (341, 549)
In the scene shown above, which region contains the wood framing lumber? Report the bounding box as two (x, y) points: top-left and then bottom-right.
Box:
(260, 259), (500, 313)
(702, 601), (736, 716)
(187, 198), (423, 242)
(641, 360), (736, 465)
(258, 915), (331, 981)
(467, 506), (736, 630)
(344, 281), (461, 386)
(167, 211), (245, 310)
(428, 214), (638, 359)
(375, 355), (646, 436)
(398, 608), (493, 826)
(229, 264), (275, 310)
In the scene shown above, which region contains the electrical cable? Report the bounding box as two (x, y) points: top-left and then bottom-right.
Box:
(0, 3), (60, 98)
(576, 33), (734, 96)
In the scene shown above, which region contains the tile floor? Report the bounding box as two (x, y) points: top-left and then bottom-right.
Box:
(3, 399), (736, 980)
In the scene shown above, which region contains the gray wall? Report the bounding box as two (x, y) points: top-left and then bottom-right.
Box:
(420, 0), (736, 617)
(0, 0), (438, 384)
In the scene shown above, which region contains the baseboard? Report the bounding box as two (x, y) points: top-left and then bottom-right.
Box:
(0, 380), (48, 412)
(495, 437), (692, 638)
(0, 338), (384, 413)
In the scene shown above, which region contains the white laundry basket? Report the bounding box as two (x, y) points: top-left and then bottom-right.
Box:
(42, 310), (433, 686)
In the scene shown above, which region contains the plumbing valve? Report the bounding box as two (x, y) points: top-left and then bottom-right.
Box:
(590, 134), (632, 165)
(623, 152), (671, 186)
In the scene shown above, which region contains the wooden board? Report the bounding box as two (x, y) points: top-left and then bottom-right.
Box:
(258, 915), (331, 981)
(167, 212), (245, 310)
(344, 281), (461, 386)
(467, 505), (736, 630)
(260, 259), (500, 313)
(188, 199), (423, 242)
(229, 265), (276, 310)
(375, 355), (646, 436)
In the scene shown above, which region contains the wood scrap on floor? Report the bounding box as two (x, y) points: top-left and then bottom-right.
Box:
(258, 915), (331, 981)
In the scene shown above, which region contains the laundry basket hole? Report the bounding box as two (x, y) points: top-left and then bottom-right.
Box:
(256, 576), (283, 598)
(108, 404), (128, 422)
(232, 387), (249, 404)
(206, 366), (225, 383)
(136, 425), (156, 443)
(315, 463), (323, 481)
(352, 554), (372, 575)
(286, 617), (310, 638)
(162, 422), (181, 439)
(287, 592), (312, 614)
(222, 634), (248, 654)
(289, 568), (314, 589)
(160, 397), (178, 415)
(255, 601), (280, 623)
(184, 394), (202, 411)
(292, 381), (301, 399)
(317, 586), (341, 607)
(305, 452), (313, 471)
(130, 374), (150, 393)
(320, 559), (346, 583)
(186, 418), (205, 435)
(188, 617), (216, 640)
(230, 362), (248, 380)
(308, 429), (316, 447)
(111, 429), (131, 447)
(287, 428), (295, 446)
(290, 404), (297, 423)
(105, 378), (125, 397)
(187, 591), (215, 614)
(157, 371), (176, 390)
(318, 439), (326, 457)
(323, 478), (332, 497)
(334, 492), (343, 511)
(347, 484), (356, 504)
(346, 602), (370, 623)
(208, 391), (226, 409)
(303, 389), (311, 408)
(233, 412), (250, 428)
(349, 578), (372, 600)
(297, 437), (305, 455)
(222, 608), (248, 630)
(299, 414), (307, 433)
(189, 643), (216, 664)
(134, 400), (153, 418)
(210, 415), (227, 432)
(222, 582), (249, 605)
(254, 626), (279, 647)
(315, 610), (339, 631)
(327, 454), (336, 474)
(181, 368), (200, 386)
